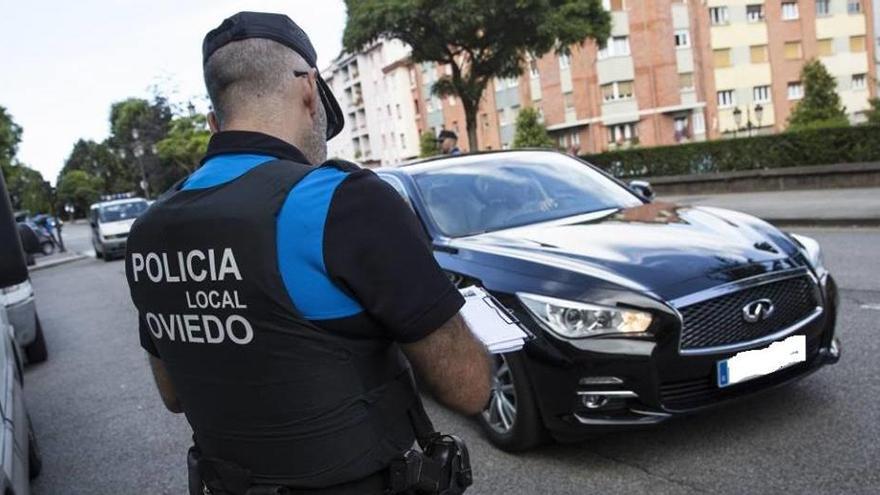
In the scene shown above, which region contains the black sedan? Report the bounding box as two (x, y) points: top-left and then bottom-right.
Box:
(376, 150), (840, 451)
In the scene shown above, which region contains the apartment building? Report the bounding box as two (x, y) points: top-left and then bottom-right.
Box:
(325, 1), (876, 164)
(699, 0), (875, 135)
(874, 0), (880, 93)
(323, 39), (421, 166)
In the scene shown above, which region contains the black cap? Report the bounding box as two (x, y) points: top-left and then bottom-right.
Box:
(202, 11), (344, 140)
(438, 130), (458, 141)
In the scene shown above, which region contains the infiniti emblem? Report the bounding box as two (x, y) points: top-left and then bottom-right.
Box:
(742, 298), (775, 323)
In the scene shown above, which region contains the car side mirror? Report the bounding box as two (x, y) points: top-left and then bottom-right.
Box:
(629, 180), (655, 202)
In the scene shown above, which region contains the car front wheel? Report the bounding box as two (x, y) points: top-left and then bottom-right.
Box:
(24, 314), (48, 364)
(477, 352), (548, 451)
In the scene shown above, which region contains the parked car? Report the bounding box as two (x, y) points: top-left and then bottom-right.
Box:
(89, 198), (149, 261)
(0, 305), (41, 493)
(0, 281), (47, 364)
(376, 150), (840, 451)
(1, 168), (43, 492)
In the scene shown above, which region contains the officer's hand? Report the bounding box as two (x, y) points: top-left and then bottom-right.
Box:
(402, 313), (491, 416)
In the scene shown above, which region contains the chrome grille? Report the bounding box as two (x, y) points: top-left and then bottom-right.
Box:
(678, 275), (819, 352)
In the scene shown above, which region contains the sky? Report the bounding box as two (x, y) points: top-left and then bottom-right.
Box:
(0, 0), (347, 184)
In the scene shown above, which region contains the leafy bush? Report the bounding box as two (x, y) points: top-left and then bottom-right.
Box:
(581, 125), (880, 178)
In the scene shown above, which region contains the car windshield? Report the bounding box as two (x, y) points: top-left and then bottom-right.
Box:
(413, 153), (643, 237)
(99, 201), (148, 223)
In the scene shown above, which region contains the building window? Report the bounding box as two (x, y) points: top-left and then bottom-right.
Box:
(717, 89), (736, 108)
(529, 59), (540, 78)
(598, 36), (631, 59)
(563, 91), (575, 110)
(787, 82), (804, 100)
(713, 48), (732, 68)
(674, 29), (690, 48)
(601, 80), (635, 101)
(782, 2), (799, 20)
(674, 116), (690, 142)
(816, 0), (831, 15)
(753, 85), (771, 103)
(558, 53), (571, 70)
(847, 0), (861, 14)
(750, 45), (768, 63)
(746, 4), (765, 22)
(400, 134), (406, 149)
(693, 111), (706, 134)
(784, 41), (802, 60)
(850, 35), (866, 52)
(679, 72), (695, 91)
(852, 74), (867, 90)
(709, 7), (729, 25)
(602, 0), (627, 10)
(817, 38), (833, 56)
(607, 123), (637, 144)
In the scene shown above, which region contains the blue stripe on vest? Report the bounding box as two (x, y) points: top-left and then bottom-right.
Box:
(278, 166), (364, 319)
(181, 154), (275, 190)
(182, 153), (364, 320)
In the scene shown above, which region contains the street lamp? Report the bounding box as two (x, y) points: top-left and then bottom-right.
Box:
(732, 105), (762, 138)
(131, 128), (150, 199)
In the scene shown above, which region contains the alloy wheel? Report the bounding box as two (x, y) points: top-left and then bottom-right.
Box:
(482, 354), (517, 434)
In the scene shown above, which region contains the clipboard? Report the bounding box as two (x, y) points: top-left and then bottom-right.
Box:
(459, 286), (533, 354)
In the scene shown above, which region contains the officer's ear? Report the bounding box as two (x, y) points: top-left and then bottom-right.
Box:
(207, 111), (221, 133)
(301, 69), (319, 118)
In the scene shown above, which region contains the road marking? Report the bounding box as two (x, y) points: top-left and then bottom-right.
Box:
(860, 304), (880, 311)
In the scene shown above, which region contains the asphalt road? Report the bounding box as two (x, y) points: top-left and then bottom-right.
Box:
(24, 225), (880, 494)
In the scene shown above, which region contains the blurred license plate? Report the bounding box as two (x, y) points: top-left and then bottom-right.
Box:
(717, 335), (806, 388)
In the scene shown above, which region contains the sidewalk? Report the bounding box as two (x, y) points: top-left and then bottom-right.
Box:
(661, 187), (880, 226)
(29, 250), (87, 272)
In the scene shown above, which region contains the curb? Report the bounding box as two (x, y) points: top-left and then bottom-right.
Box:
(764, 218), (880, 228)
(29, 254), (89, 272)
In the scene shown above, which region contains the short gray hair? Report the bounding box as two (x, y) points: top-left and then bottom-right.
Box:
(203, 38), (307, 125)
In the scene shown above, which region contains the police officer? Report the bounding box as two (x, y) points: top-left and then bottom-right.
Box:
(437, 130), (461, 155)
(125, 11), (491, 494)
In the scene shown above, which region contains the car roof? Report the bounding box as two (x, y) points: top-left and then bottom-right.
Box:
(374, 149), (574, 175)
(90, 197), (148, 209)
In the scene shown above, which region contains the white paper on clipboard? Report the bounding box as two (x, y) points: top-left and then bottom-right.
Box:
(458, 286), (529, 354)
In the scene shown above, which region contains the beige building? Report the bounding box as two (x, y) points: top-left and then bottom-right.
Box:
(325, 1), (877, 164)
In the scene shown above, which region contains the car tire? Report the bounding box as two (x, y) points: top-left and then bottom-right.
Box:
(24, 314), (48, 364)
(477, 352), (549, 452)
(28, 415), (42, 480)
(94, 240), (103, 259)
(40, 241), (55, 256)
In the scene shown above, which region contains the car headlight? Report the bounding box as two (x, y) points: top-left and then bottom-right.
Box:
(517, 293), (652, 339)
(789, 233), (826, 274)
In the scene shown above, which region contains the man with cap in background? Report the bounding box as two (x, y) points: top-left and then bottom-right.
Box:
(125, 11), (490, 494)
(438, 129), (461, 155)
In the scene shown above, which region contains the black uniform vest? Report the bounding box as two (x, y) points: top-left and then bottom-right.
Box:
(125, 160), (417, 488)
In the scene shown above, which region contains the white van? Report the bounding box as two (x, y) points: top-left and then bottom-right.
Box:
(88, 198), (149, 261)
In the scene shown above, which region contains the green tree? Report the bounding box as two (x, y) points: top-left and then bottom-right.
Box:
(156, 113), (211, 176)
(107, 96), (173, 197)
(344, 0), (610, 150)
(56, 170), (103, 218)
(0, 105), (22, 172)
(787, 60), (849, 131)
(61, 139), (135, 194)
(865, 98), (880, 125)
(419, 130), (439, 158)
(513, 107), (554, 148)
(0, 106), (53, 213)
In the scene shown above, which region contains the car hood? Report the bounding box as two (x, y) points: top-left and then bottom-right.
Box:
(99, 218), (137, 237)
(453, 203), (801, 297)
